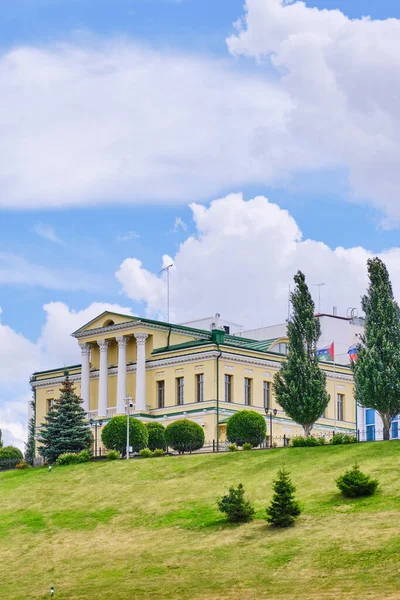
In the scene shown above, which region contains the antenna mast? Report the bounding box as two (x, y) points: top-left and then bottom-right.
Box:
(160, 264), (174, 323)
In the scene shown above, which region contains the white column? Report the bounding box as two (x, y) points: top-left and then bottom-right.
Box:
(116, 336), (128, 414)
(134, 333), (148, 411)
(80, 343), (91, 413)
(98, 340), (109, 417)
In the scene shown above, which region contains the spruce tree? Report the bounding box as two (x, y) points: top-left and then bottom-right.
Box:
(354, 257), (400, 440)
(0, 428), (3, 448)
(266, 469), (301, 527)
(38, 371), (93, 462)
(274, 271), (329, 436)
(25, 400), (36, 465)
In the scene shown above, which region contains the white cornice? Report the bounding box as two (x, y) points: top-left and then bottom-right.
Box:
(72, 319), (210, 341)
(146, 351), (219, 369)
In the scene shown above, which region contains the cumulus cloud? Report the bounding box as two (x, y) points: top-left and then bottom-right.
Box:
(0, 302), (133, 449)
(227, 0), (400, 221)
(0, 9), (398, 219)
(116, 193), (400, 326)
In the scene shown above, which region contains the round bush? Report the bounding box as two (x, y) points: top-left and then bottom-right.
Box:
(106, 450), (120, 460)
(101, 416), (148, 455)
(146, 422), (166, 451)
(332, 433), (357, 445)
(226, 411), (266, 447)
(165, 419), (205, 454)
(139, 448), (153, 458)
(336, 463), (378, 498)
(152, 448), (165, 457)
(0, 446), (23, 461)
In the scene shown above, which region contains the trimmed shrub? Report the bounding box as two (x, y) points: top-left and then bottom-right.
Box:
(226, 410), (266, 447)
(336, 463), (379, 498)
(331, 433), (357, 445)
(152, 449), (165, 457)
(266, 469), (301, 527)
(16, 461), (30, 470)
(101, 416), (148, 455)
(0, 446), (23, 461)
(165, 419), (205, 454)
(217, 483), (255, 523)
(78, 449), (91, 463)
(227, 443), (238, 452)
(146, 422), (166, 451)
(242, 443), (253, 451)
(139, 448), (153, 458)
(106, 450), (120, 460)
(56, 450), (91, 466)
(291, 436), (325, 447)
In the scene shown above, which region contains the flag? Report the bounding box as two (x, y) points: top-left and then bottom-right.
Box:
(316, 342), (335, 362)
(348, 344), (359, 362)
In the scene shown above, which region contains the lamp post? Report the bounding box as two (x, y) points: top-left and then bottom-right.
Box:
(125, 396), (134, 459)
(264, 408), (277, 448)
(89, 418), (103, 457)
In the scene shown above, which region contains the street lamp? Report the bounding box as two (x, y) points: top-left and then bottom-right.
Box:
(90, 418), (103, 457)
(125, 396), (134, 459)
(264, 408), (277, 448)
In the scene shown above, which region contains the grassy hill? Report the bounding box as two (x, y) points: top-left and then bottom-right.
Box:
(1, 442), (400, 600)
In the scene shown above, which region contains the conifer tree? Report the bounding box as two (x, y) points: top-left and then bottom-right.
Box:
(274, 271), (329, 436)
(266, 469), (301, 527)
(38, 371), (93, 462)
(0, 428), (3, 448)
(354, 257), (400, 440)
(25, 400), (36, 465)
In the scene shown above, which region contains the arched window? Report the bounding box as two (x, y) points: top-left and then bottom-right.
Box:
(103, 319), (115, 327)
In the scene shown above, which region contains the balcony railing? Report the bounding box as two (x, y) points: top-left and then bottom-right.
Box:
(106, 407), (117, 418)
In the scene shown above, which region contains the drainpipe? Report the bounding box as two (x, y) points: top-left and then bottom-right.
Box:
(167, 325), (172, 349)
(216, 347), (222, 451)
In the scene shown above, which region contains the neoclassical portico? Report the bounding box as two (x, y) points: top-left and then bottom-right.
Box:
(80, 332), (148, 417)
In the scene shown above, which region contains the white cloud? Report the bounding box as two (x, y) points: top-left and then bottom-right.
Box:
(0, 251), (106, 292)
(0, 301), (133, 449)
(116, 193), (400, 326)
(33, 223), (62, 244)
(117, 231), (140, 242)
(227, 0), (400, 221)
(171, 217), (187, 233)
(0, 15), (398, 219)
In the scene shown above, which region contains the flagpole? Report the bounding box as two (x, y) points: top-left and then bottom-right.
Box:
(333, 339), (337, 433)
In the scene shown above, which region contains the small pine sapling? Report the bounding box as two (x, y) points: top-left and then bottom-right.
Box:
(266, 469), (301, 527)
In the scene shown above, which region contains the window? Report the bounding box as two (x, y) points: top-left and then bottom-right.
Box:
(392, 419), (399, 439)
(244, 378), (252, 406)
(337, 394), (344, 421)
(176, 377), (184, 405)
(274, 342), (289, 355)
(225, 375), (232, 403)
(263, 381), (271, 410)
(366, 409), (375, 441)
(47, 399), (54, 413)
(196, 374), (204, 403)
(157, 381), (165, 409)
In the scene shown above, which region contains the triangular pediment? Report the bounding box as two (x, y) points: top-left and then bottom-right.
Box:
(72, 311), (136, 336)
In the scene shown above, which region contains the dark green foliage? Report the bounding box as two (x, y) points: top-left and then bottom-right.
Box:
(266, 469), (301, 527)
(226, 410), (266, 447)
(101, 416), (148, 455)
(331, 434), (357, 445)
(25, 400), (36, 465)
(56, 450), (91, 466)
(217, 483), (255, 523)
(106, 450), (120, 460)
(0, 446), (23, 461)
(353, 258), (400, 440)
(274, 271), (330, 436)
(291, 436), (326, 447)
(165, 419), (204, 454)
(38, 371), (93, 463)
(146, 422), (166, 451)
(336, 463), (379, 498)
(0, 428), (3, 448)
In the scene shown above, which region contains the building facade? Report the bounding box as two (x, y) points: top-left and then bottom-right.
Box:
(30, 311), (357, 454)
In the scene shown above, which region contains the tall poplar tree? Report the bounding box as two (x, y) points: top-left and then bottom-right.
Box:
(25, 400), (36, 465)
(38, 371), (93, 462)
(354, 257), (400, 440)
(0, 428), (3, 448)
(274, 271), (329, 436)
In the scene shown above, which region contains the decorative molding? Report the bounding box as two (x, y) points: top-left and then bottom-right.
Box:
(175, 368), (184, 375)
(134, 332), (149, 345)
(156, 371), (165, 378)
(72, 319), (210, 341)
(245, 368), (253, 374)
(194, 365), (204, 372)
(147, 351), (219, 370)
(80, 343), (91, 356)
(264, 371), (271, 377)
(224, 365), (233, 371)
(31, 373), (82, 389)
(116, 336), (128, 348)
(98, 340), (109, 352)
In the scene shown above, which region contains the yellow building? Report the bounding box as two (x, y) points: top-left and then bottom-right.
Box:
(30, 311), (356, 454)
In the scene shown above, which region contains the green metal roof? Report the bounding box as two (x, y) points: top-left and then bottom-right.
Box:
(152, 339), (213, 354)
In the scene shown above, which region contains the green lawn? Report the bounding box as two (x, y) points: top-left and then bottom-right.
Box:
(1, 442), (400, 600)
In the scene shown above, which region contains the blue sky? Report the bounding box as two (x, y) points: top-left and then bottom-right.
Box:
(1, 0), (400, 445)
